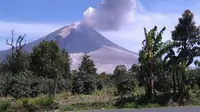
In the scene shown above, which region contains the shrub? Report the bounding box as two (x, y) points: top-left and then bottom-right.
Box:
(72, 72), (96, 95)
(11, 96), (57, 111)
(193, 84), (199, 90)
(9, 70), (33, 99)
(123, 102), (137, 108)
(113, 65), (136, 96)
(0, 99), (11, 111)
(143, 103), (161, 108)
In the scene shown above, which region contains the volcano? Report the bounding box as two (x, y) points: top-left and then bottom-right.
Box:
(0, 22), (138, 73)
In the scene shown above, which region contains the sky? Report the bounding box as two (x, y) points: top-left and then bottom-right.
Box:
(0, 0), (200, 52)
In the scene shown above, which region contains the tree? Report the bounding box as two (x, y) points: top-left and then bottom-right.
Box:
(57, 49), (73, 92)
(78, 54), (97, 74)
(171, 9), (200, 101)
(30, 40), (68, 97)
(72, 54), (97, 94)
(0, 72), (15, 97)
(9, 70), (33, 99)
(2, 30), (30, 74)
(138, 26), (171, 102)
(114, 65), (136, 96)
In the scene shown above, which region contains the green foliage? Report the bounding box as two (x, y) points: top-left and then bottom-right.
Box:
(3, 51), (30, 74)
(170, 9), (200, 100)
(61, 101), (114, 111)
(3, 32), (30, 74)
(72, 72), (85, 94)
(139, 26), (168, 101)
(72, 72), (96, 94)
(0, 72), (15, 97)
(114, 65), (136, 96)
(30, 40), (61, 78)
(123, 102), (137, 108)
(78, 54), (97, 74)
(98, 72), (113, 88)
(193, 84), (199, 90)
(30, 40), (72, 96)
(186, 68), (200, 87)
(143, 103), (161, 108)
(11, 96), (57, 111)
(72, 54), (97, 94)
(0, 99), (11, 111)
(9, 70), (33, 99)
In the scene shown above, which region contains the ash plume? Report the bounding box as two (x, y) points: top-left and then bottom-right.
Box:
(83, 0), (136, 31)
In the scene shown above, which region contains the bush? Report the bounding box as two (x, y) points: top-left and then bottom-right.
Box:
(113, 65), (136, 96)
(0, 72), (15, 97)
(0, 71), (51, 98)
(57, 78), (72, 92)
(72, 72), (96, 95)
(11, 96), (57, 111)
(143, 103), (161, 108)
(123, 102), (138, 108)
(193, 84), (199, 90)
(9, 70), (33, 99)
(0, 99), (11, 111)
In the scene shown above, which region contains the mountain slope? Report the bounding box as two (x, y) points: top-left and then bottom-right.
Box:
(0, 22), (138, 73)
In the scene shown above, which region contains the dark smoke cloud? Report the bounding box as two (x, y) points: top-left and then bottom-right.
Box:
(83, 0), (136, 31)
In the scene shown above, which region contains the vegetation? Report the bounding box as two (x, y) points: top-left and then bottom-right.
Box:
(1, 9), (200, 111)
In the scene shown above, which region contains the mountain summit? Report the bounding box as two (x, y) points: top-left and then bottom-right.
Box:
(0, 22), (138, 73)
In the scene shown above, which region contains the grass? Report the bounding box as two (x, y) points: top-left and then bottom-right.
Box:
(55, 88), (117, 106)
(0, 96), (58, 111)
(0, 99), (12, 111)
(60, 101), (115, 111)
(1, 87), (200, 111)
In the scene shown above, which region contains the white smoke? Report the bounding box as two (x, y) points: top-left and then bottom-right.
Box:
(83, 0), (137, 31)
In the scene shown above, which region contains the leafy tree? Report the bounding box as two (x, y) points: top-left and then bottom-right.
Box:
(0, 72), (15, 97)
(98, 72), (112, 88)
(78, 54), (97, 74)
(57, 49), (73, 92)
(138, 26), (165, 101)
(171, 9), (200, 100)
(114, 65), (136, 96)
(129, 64), (140, 86)
(30, 40), (71, 97)
(72, 72), (84, 94)
(72, 54), (97, 94)
(138, 26), (176, 102)
(186, 68), (200, 88)
(9, 70), (33, 99)
(30, 40), (61, 78)
(29, 76), (51, 97)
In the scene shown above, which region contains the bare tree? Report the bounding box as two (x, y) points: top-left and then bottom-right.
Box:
(6, 30), (26, 54)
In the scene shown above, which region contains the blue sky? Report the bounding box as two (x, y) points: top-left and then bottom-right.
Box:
(0, 0), (200, 51)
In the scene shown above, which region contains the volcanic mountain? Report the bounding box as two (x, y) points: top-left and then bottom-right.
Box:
(0, 22), (138, 73)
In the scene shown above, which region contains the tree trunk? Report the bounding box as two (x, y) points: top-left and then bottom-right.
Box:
(173, 69), (176, 94)
(52, 72), (59, 97)
(146, 71), (154, 102)
(176, 70), (181, 95)
(162, 71), (166, 94)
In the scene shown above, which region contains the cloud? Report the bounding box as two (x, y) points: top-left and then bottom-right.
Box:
(83, 0), (136, 31)
(96, 1), (200, 52)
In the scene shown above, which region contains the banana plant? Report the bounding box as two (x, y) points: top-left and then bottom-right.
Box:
(139, 26), (168, 101)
